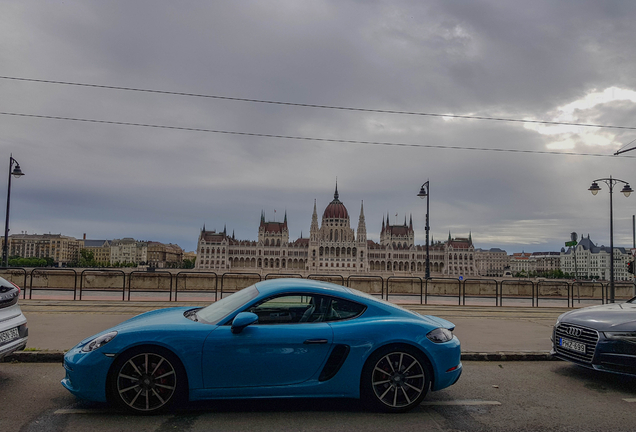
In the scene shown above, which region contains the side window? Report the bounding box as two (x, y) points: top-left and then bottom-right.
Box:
(247, 294), (320, 324)
(325, 298), (366, 322)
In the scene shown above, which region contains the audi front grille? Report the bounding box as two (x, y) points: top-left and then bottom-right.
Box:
(554, 323), (599, 364)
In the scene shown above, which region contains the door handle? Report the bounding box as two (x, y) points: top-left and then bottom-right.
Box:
(304, 339), (328, 344)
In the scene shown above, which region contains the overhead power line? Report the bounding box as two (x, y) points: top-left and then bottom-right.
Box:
(0, 111), (632, 158)
(2, 75), (636, 131)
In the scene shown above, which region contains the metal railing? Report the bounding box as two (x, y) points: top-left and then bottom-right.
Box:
(5, 268), (634, 307)
(128, 270), (173, 301)
(29, 268), (77, 300)
(462, 279), (498, 306)
(79, 269), (126, 301)
(386, 276), (423, 304)
(174, 271), (218, 301)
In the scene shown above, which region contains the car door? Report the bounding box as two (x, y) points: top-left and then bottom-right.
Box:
(202, 294), (334, 388)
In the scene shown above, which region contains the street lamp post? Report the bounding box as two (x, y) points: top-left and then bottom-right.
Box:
(417, 181), (430, 279)
(588, 176), (633, 303)
(3, 155), (25, 267)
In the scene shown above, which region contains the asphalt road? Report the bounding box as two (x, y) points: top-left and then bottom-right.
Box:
(2, 361), (635, 432)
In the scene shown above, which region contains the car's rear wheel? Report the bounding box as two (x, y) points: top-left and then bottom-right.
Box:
(361, 345), (430, 413)
(109, 347), (185, 414)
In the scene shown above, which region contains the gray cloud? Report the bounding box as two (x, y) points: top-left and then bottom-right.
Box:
(2, 0), (636, 253)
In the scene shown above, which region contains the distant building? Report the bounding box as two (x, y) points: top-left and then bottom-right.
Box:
(474, 248), (509, 277)
(110, 238), (148, 265)
(147, 242), (184, 268)
(561, 235), (631, 281)
(531, 251), (561, 275)
(83, 239), (111, 264)
(510, 252), (533, 274)
(6, 233), (81, 266)
(195, 185), (477, 277)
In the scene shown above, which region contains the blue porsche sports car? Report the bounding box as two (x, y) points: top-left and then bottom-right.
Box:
(62, 279), (462, 413)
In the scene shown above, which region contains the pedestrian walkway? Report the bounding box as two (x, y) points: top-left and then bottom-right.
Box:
(4, 300), (565, 362)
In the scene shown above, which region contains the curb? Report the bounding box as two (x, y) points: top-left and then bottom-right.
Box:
(2, 350), (557, 364)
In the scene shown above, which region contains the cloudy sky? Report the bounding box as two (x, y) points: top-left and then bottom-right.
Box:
(2, 1), (636, 254)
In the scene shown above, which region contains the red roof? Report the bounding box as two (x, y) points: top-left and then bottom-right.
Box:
(323, 200), (348, 219)
(261, 222), (285, 233)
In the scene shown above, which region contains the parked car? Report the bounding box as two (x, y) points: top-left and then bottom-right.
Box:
(0, 276), (28, 360)
(62, 279), (462, 414)
(551, 296), (636, 376)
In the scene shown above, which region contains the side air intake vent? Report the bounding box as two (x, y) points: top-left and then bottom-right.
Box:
(319, 344), (350, 381)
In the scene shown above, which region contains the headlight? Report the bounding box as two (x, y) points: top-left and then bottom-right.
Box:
(81, 331), (118, 352)
(604, 331), (636, 343)
(426, 327), (453, 343)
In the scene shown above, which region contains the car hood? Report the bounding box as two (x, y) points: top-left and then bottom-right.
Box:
(560, 302), (636, 331)
(76, 307), (197, 345)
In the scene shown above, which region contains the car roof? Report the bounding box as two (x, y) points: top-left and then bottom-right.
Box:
(253, 278), (352, 297)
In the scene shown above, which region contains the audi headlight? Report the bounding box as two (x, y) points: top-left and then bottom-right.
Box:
(604, 331), (636, 343)
(81, 331), (118, 352)
(426, 327), (453, 343)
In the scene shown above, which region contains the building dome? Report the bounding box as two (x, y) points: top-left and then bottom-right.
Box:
(322, 185), (349, 219)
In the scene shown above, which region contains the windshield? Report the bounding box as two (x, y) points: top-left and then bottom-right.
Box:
(196, 285), (259, 324)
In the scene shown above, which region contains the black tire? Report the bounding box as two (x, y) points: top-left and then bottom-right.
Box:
(108, 346), (186, 414)
(360, 345), (430, 413)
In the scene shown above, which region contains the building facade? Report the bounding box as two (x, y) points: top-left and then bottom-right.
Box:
(110, 238), (148, 265)
(83, 240), (112, 264)
(5, 233), (82, 266)
(561, 235), (632, 281)
(195, 186), (477, 277)
(147, 242), (184, 268)
(474, 248), (509, 277)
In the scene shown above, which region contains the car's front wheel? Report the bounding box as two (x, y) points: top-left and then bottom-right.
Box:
(109, 347), (185, 414)
(361, 345), (430, 413)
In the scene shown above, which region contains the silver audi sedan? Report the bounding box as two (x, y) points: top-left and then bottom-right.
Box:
(0, 276), (28, 360)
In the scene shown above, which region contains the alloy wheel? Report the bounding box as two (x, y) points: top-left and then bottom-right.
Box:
(371, 351), (426, 409)
(116, 352), (177, 412)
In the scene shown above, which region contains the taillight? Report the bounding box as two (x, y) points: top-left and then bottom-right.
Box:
(9, 280), (21, 294)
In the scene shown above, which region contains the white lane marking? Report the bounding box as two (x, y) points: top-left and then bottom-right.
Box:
(422, 400), (501, 406)
(54, 408), (109, 415)
(623, 398), (636, 403)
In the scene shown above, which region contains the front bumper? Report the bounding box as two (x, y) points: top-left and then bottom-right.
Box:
(551, 324), (636, 377)
(61, 346), (115, 403)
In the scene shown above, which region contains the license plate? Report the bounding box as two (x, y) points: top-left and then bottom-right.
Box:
(559, 337), (586, 354)
(0, 327), (19, 344)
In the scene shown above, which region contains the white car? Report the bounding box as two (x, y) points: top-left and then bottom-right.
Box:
(0, 276), (28, 360)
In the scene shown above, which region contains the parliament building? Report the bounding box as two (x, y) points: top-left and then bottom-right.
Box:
(195, 185), (477, 277)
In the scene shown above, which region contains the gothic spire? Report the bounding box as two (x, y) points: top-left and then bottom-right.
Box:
(357, 200), (367, 243)
(334, 179), (339, 200)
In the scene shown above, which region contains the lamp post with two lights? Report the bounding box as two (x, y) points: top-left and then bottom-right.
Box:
(588, 176), (633, 303)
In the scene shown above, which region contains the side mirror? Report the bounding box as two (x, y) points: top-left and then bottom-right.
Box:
(231, 312), (259, 334)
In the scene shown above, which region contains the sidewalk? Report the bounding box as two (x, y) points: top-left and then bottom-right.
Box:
(3, 300), (566, 362)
